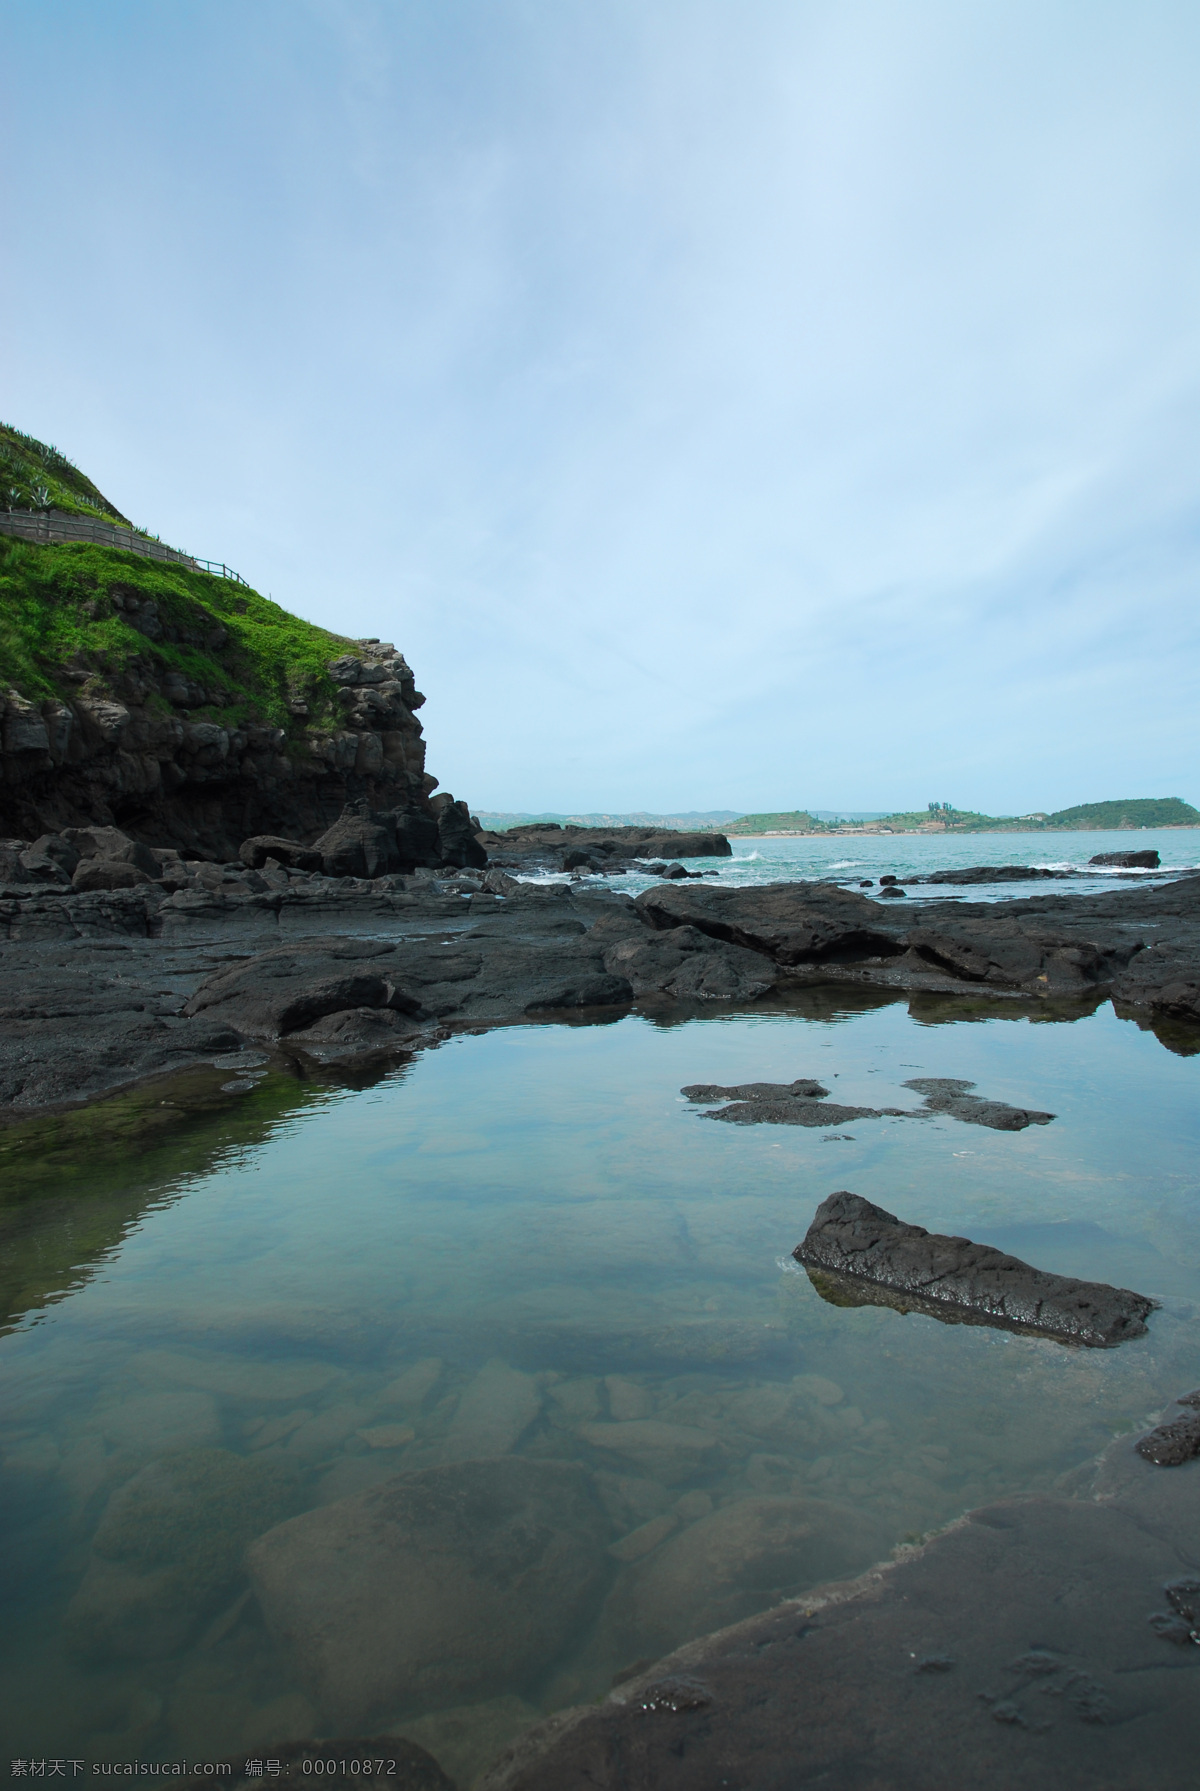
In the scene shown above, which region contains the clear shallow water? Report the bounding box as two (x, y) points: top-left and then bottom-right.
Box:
(1, 994), (1198, 1779)
(518, 825), (1200, 900)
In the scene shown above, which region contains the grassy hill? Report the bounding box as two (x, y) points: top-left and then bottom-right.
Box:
(725, 810), (821, 834)
(0, 426), (354, 735)
(1, 423), (131, 524)
(1044, 798), (1199, 829)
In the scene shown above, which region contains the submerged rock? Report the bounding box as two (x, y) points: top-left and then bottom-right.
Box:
(246, 1456), (611, 1730)
(436, 1360), (543, 1461)
(66, 1447), (307, 1659)
(793, 1191), (1155, 1346)
(597, 1494), (888, 1662)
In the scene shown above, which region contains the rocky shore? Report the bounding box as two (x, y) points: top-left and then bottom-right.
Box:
(476, 1421), (1200, 1790)
(2, 851), (1199, 1121)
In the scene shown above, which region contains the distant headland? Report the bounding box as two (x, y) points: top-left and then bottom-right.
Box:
(480, 797), (1200, 836)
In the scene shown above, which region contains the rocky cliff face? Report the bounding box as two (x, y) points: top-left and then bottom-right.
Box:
(0, 630), (448, 861)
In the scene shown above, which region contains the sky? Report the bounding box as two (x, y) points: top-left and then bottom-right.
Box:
(3, 1), (1198, 816)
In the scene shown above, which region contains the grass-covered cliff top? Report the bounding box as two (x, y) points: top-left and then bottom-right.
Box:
(0, 422), (364, 735)
(0, 532), (354, 734)
(0, 420), (376, 739)
(0, 423), (132, 525)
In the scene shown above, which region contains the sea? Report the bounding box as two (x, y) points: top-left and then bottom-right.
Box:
(516, 825), (1200, 900)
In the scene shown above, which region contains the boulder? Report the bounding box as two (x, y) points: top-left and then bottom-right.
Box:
(19, 833), (79, 882)
(392, 804), (441, 871)
(436, 1361), (543, 1462)
(246, 1457), (611, 1728)
(1090, 849), (1160, 869)
(240, 835), (324, 873)
(437, 798), (488, 870)
(794, 1191), (1156, 1346)
(72, 856), (154, 892)
(313, 804), (400, 879)
(66, 1447), (306, 1660)
(576, 1420), (721, 1484)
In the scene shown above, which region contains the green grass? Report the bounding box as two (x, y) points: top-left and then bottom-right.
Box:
(0, 533), (351, 733)
(0, 421), (131, 524)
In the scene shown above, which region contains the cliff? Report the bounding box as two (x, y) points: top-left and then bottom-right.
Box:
(0, 430), (465, 862)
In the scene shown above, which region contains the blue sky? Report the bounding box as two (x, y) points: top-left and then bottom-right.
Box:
(3, 1), (1198, 815)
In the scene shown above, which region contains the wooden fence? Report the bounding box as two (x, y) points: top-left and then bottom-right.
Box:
(0, 508), (249, 586)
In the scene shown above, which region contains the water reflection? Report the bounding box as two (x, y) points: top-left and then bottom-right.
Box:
(0, 990), (1197, 1778)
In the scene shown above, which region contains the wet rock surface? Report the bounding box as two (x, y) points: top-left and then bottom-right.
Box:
(794, 1192), (1155, 1346)
(681, 1075), (1055, 1131)
(1091, 849), (1160, 868)
(477, 1438), (1200, 1791)
(2, 868), (1200, 1119)
(1136, 1391), (1200, 1465)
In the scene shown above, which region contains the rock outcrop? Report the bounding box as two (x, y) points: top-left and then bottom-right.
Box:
(476, 1433), (1200, 1791)
(793, 1191), (1155, 1346)
(479, 823), (731, 878)
(0, 637), (454, 864)
(1091, 849), (1160, 868)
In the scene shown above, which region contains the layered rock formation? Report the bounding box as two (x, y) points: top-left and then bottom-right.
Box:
(0, 634), (450, 861)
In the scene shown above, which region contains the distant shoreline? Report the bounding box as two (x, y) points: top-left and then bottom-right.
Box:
(732, 824), (1200, 839)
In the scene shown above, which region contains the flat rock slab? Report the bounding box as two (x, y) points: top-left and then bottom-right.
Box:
(793, 1191), (1154, 1346)
(682, 1076), (1054, 1131)
(479, 1465), (1200, 1791)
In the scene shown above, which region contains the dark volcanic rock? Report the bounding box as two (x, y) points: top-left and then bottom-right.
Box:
(240, 834), (324, 873)
(920, 865), (1067, 884)
(1091, 849), (1160, 868)
(793, 1191), (1155, 1345)
(434, 795), (488, 869)
(636, 881), (904, 965)
(71, 856), (154, 892)
(313, 805), (404, 879)
(1136, 1391), (1200, 1465)
(682, 1078), (830, 1101)
(901, 1076), (1055, 1130)
(3, 868), (1200, 1123)
(183, 940), (425, 1038)
(682, 1077), (1052, 1131)
(477, 1459), (1200, 1791)
(685, 1081), (892, 1127)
